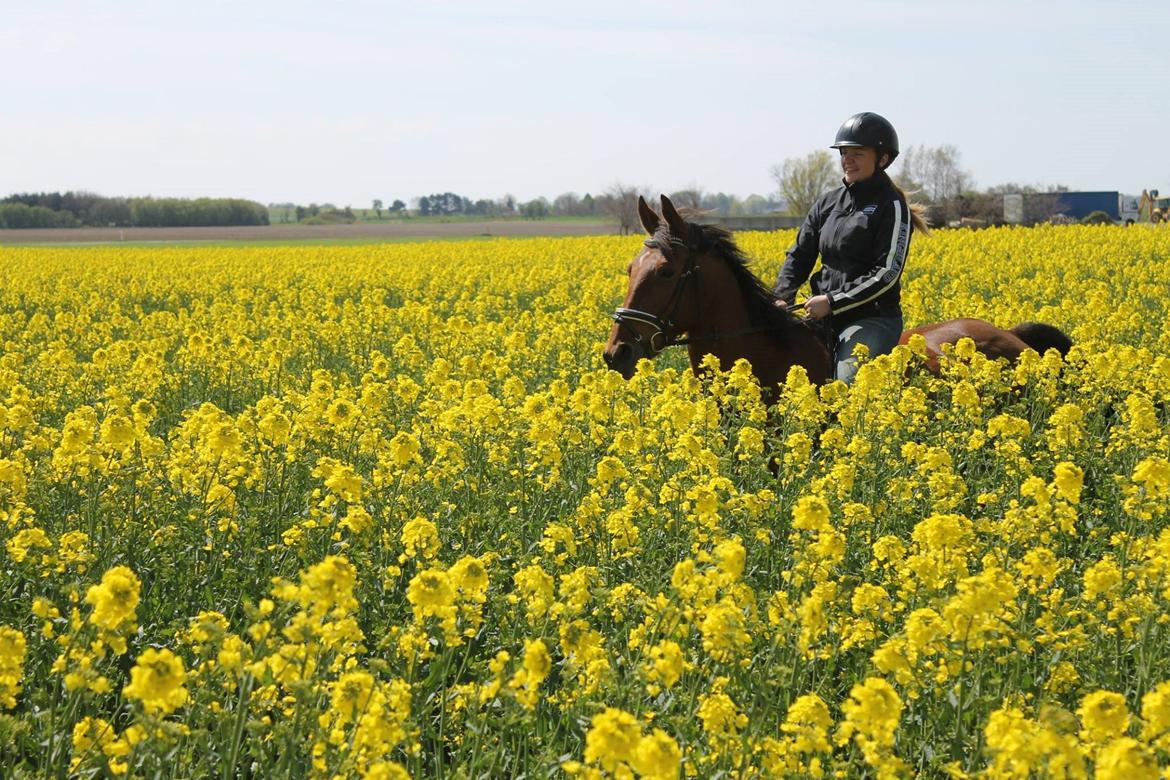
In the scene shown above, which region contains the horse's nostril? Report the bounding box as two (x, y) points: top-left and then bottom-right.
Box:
(605, 343), (633, 372)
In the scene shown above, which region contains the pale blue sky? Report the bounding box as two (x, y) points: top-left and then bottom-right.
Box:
(3, 0), (1166, 205)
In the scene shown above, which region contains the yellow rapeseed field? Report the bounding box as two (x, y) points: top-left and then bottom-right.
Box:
(1, 225), (1169, 778)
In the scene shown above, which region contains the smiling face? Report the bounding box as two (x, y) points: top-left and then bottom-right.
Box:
(839, 146), (879, 184)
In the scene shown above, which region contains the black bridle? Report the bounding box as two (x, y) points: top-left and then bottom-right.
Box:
(610, 235), (697, 354)
(610, 235), (806, 355)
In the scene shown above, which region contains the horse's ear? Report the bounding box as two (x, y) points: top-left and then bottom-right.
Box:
(660, 194), (688, 237)
(637, 195), (659, 235)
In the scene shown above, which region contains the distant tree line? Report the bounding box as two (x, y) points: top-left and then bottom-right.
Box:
(0, 192), (269, 228)
(265, 189), (784, 228)
(598, 185), (786, 234)
(410, 190), (781, 221)
(411, 192), (558, 218)
(0, 203), (80, 229)
(275, 204), (353, 224)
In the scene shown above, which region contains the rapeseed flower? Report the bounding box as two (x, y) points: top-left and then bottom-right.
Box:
(584, 707), (641, 773)
(0, 626), (27, 708)
(643, 639), (686, 694)
(6, 527), (51, 565)
(699, 599), (751, 664)
(698, 677), (747, 743)
(331, 669), (376, 724)
(400, 516), (440, 560)
(1094, 737), (1158, 779)
(1140, 680), (1170, 750)
(836, 677), (906, 776)
(509, 638), (551, 710)
(632, 728), (682, 780)
(85, 565), (141, 634)
(123, 647), (188, 715)
(511, 563), (555, 623)
(407, 568), (456, 634)
(1078, 690), (1130, 745)
(781, 693), (833, 754)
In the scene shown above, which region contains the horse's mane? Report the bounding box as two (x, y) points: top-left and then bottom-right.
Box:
(652, 220), (806, 342)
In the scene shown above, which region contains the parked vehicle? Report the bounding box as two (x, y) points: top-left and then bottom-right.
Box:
(1139, 189), (1169, 222)
(1003, 191), (1140, 225)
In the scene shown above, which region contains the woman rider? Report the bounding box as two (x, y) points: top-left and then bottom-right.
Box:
(773, 112), (929, 383)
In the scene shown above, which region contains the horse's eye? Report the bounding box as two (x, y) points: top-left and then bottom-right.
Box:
(657, 266), (675, 279)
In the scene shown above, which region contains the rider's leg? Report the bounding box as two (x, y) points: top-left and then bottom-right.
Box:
(834, 314), (904, 384)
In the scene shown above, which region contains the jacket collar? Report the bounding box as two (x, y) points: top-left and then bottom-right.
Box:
(843, 170), (888, 199)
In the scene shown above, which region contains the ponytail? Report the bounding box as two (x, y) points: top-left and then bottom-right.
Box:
(887, 176), (932, 235)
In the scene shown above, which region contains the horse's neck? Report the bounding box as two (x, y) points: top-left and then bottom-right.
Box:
(687, 330), (828, 389)
(685, 269), (830, 389)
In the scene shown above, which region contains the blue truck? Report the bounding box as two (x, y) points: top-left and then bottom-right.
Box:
(1004, 191), (1140, 224)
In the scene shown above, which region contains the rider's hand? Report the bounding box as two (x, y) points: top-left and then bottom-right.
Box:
(774, 299), (789, 309)
(803, 295), (831, 320)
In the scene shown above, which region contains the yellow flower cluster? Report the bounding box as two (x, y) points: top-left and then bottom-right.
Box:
(0, 625), (27, 709)
(123, 647), (188, 715)
(563, 706), (681, 780)
(0, 224), (1169, 776)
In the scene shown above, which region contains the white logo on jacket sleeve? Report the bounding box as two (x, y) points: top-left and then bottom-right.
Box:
(862, 205), (878, 216)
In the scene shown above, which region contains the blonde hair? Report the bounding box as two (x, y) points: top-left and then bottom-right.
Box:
(887, 176), (931, 235)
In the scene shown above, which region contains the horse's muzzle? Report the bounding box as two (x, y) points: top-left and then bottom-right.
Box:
(603, 341), (639, 379)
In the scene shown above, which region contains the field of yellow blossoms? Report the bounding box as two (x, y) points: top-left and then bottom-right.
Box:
(1, 224), (1169, 778)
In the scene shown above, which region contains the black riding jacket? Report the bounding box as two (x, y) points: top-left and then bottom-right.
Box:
(773, 171), (912, 327)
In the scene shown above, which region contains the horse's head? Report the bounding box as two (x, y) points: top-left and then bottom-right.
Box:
(603, 194), (702, 378)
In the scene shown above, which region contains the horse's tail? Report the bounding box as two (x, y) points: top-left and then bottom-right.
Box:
(1010, 322), (1073, 357)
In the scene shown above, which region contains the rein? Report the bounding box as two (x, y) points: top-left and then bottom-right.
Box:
(610, 236), (806, 353)
(673, 304), (807, 346)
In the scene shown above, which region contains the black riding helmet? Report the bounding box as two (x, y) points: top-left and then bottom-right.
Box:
(831, 112), (899, 169)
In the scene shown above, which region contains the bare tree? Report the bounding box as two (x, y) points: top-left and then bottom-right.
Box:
(601, 183), (649, 235)
(552, 192), (581, 216)
(741, 194), (772, 215)
(895, 144), (972, 224)
(770, 150), (838, 217)
(955, 190), (1004, 225)
(668, 187), (705, 211)
(1022, 192), (1068, 225)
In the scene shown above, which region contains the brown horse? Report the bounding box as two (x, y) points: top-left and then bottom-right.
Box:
(603, 195), (1072, 392)
(603, 195), (830, 395)
(899, 320), (1072, 375)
